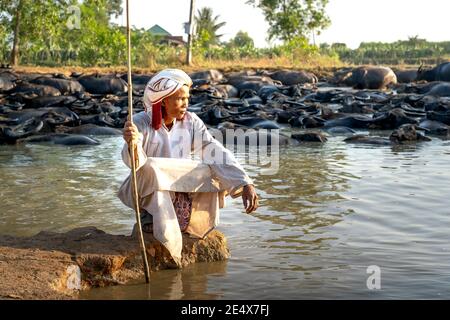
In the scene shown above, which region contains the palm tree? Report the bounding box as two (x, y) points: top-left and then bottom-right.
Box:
(194, 7), (226, 48)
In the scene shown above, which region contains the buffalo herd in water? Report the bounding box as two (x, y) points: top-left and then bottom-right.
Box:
(0, 62), (449, 147)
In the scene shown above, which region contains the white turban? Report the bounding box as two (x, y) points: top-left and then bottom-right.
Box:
(143, 69), (192, 130)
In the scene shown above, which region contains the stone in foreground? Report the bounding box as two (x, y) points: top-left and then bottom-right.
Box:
(0, 227), (230, 300)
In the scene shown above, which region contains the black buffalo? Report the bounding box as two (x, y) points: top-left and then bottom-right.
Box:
(425, 83), (450, 97)
(268, 70), (318, 85)
(189, 69), (224, 83)
(394, 69), (417, 83)
(78, 74), (128, 94)
(389, 124), (431, 143)
(31, 77), (84, 95)
(23, 133), (100, 145)
(10, 81), (61, 96)
(417, 62), (450, 82)
(120, 73), (152, 91)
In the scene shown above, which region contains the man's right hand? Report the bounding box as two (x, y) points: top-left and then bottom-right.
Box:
(123, 120), (139, 146)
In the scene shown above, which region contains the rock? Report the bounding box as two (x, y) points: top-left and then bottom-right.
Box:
(0, 226), (230, 299)
(130, 225), (230, 269)
(0, 246), (80, 299)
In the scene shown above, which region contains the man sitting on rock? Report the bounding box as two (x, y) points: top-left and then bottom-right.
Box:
(118, 68), (258, 264)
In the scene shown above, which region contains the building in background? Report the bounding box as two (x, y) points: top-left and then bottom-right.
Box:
(148, 24), (186, 47)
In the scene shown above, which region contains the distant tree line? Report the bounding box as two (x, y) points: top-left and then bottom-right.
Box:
(0, 1), (331, 67)
(1, 1), (447, 68)
(321, 37), (450, 66)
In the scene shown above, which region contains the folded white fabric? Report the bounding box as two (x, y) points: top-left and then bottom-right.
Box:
(118, 157), (233, 263)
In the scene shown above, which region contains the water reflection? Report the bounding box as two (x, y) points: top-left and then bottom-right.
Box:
(81, 260), (228, 300)
(225, 140), (358, 275)
(253, 143), (354, 228)
(390, 142), (427, 154)
(2, 135), (450, 299)
(251, 144), (357, 238)
(0, 138), (133, 237)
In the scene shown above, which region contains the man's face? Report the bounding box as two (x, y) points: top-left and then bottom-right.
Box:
(163, 85), (190, 120)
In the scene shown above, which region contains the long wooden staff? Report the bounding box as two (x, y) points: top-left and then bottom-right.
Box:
(126, 0), (150, 283)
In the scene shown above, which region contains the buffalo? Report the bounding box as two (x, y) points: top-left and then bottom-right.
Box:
(0, 76), (15, 92)
(419, 119), (449, 136)
(333, 66), (397, 89)
(78, 74), (128, 95)
(189, 69), (224, 83)
(56, 124), (122, 135)
(31, 76), (84, 95)
(417, 62), (450, 82)
(0, 118), (44, 143)
(10, 81), (61, 96)
(120, 73), (152, 91)
(0, 71), (18, 92)
(344, 134), (391, 145)
(23, 133), (100, 145)
(394, 69), (417, 83)
(424, 83), (450, 97)
(213, 84), (239, 98)
(291, 132), (328, 143)
(389, 124), (431, 143)
(370, 108), (418, 130)
(268, 70), (318, 85)
(24, 95), (77, 109)
(226, 75), (276, 87)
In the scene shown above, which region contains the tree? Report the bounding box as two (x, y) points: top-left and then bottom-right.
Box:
(82, 0), (122, 24)
(406, 35), (426, 49)
(0, 0), (123, 66)
(0, 0), (82, 65)
(331, 43), (348, 50)
(247, 0), (330, 42)
(194, 7), (226, 48)
(75, 0), (126, 66)
(231, 31), (254, 47)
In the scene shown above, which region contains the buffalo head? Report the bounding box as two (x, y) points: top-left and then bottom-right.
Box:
(417, 62), (435, 82)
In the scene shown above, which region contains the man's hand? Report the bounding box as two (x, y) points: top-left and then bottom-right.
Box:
(242, 184), (258, 214)
(123, 120), (139, 146)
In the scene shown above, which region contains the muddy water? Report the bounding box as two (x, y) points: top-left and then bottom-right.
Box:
(1, 134), (449, 299)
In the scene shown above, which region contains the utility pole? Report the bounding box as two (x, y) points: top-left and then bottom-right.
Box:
(186, 0), (195, 66)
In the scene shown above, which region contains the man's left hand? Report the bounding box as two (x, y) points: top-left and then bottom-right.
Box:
(242, 184), (259, 214)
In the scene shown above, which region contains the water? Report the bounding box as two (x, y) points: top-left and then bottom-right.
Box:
(1, 135), (449, 299)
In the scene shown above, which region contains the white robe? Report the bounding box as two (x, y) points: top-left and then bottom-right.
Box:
(118, 111), (253, 263)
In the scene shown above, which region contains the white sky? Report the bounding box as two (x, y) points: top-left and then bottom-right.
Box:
(114, 0), (450, 49)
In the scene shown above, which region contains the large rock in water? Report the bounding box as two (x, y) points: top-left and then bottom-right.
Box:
(0, 226), (230, 300)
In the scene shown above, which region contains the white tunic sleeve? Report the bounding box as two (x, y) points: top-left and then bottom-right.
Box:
(190, 113), (254, 197)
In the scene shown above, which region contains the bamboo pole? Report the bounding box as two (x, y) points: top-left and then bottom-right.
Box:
(126, 0), (150, 284)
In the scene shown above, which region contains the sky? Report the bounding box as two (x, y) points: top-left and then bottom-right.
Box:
(114, 0), (450, 49)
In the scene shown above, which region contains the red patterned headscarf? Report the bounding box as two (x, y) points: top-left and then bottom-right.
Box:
(143, 69), (192, 130)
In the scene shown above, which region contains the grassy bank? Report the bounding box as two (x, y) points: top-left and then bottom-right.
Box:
(9, 55), (434, 80)
(10, 54), (345, 79)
